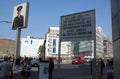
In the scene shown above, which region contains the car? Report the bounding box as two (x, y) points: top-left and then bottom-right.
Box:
(85, 58), (91, 63)
(72, 56), (84, 64)
(31, 58), (39, 67)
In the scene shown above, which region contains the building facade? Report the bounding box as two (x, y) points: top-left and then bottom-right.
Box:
(103, 35), (113, 58)
(45, 27), (72, 59)
(45, 27), (59, 58)
(73, 26), (105, 58)
(20, 36), (45, 58)
(111, 0), (120, 79)
(96, 26), (104, 58)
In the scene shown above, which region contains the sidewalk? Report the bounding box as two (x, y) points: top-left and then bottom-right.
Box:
(12, 67), (38, 79)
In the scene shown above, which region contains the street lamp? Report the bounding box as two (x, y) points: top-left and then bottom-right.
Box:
(0, 20), (12, 55)
(0, 20), (20, 59)
(0, 21), (12, 23)
(0, 20), (13, 56)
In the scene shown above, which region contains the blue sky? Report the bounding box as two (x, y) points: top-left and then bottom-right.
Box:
(0, 0), (112, 40)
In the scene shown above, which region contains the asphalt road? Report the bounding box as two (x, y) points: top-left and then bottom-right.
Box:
(12, 63), (107, 79)
(53, 63), (91, 79)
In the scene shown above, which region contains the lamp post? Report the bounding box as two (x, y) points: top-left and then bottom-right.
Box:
(1, 21), (21, 58)
(0, 21), (12, 23)
(0, 21), (12, 54)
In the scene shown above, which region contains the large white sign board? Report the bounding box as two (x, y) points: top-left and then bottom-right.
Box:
(12, 2), (29, 30)
(60, 10), (95, 41)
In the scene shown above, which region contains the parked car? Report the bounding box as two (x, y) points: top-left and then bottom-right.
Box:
(72, 56), (84, 64)
(84, 58), (91, 63)
(31, 58), (39, 67)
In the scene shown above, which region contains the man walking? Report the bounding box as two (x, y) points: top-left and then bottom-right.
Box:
(49, 58), (54, 79)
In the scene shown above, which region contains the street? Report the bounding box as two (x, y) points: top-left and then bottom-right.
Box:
(13, 63), (92, 79)
(13, 63), (107, 79)
(53, 63), (92, 79)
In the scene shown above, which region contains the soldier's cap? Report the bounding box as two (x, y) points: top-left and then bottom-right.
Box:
(17, 6), (23, 11)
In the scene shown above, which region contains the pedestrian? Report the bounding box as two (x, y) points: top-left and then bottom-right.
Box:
(15, 57), (21, 72)
(106, 58), (114, 79)
(21, 58), (32, 79)
(100, 58), (105, 76)
(0, 56), (13, 79)
(38, 57), (42, 74)
(25, 58), (31, 79)
(49, 58), (54, 79)
(90, 59), (92, 75)
(9, 54), (15, 67)
(109, 58), (113, 68)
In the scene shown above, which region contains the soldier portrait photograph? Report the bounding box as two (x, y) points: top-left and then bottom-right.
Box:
(12, 2), (29, 30)
(12, 5), (24, 30)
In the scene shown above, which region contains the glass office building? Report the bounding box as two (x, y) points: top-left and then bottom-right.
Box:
(111, 0), (120, 79)
(73, 40), (93, 58)
(73, 26), (104, 58)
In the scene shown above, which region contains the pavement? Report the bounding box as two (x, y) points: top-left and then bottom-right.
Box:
(12, 67), (38, 79)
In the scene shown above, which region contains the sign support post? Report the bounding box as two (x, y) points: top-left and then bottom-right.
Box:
(92, 27), (97, 79)
(57, 25), (62, 79)
(15, 28), (21, 59)
(92, 11), (96, 79)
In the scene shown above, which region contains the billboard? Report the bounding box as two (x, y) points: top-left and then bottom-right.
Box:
(60, 10), (96, 41)
(12, 2), (29, 30)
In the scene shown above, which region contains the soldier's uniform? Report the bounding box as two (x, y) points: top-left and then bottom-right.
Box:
(12, 15), (24, 29)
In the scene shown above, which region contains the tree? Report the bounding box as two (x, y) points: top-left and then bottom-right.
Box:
(38, 40), (46, 59)
(38, 45), (45, 58)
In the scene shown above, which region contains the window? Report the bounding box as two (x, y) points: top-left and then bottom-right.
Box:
(53, 39), (56, 46)
(53, 48), (56, 53)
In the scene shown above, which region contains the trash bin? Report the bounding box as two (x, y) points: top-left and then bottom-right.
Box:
(39, 61), (49, 79)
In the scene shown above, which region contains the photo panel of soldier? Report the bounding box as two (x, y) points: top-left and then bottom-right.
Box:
(12, 2), (29, 30)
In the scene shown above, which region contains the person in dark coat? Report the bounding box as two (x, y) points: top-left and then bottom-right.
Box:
(49, 58), (54, 79)
(100, 58), (105, 76)
(90, 59), (92, 75)
(15, 57), (21, 71)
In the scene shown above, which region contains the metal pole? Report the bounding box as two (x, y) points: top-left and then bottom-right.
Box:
(92, 10), (97, 79)
(15, 28), (21, 60)
(57, 35), (61, 79)
(92, 37), (97, 79)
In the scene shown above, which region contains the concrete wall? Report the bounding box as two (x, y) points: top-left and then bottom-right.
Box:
(0, 38), (15, 57)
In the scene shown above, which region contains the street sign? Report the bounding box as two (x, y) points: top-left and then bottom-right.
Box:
(60, 10), (95, 41)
